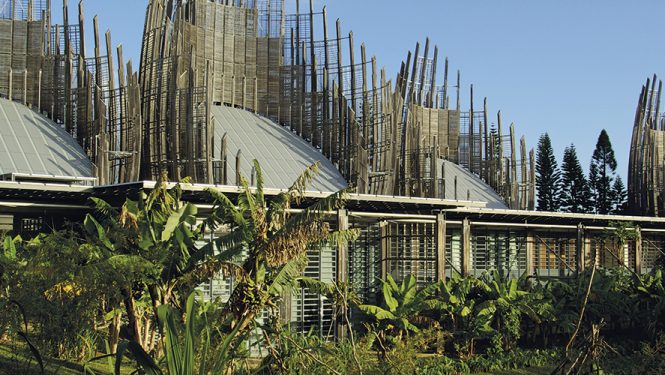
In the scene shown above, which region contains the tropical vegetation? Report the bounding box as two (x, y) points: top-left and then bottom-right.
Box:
(0, 161), (663, 374)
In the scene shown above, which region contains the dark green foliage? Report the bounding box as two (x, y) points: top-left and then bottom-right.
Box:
(560, 144), (593, 213)
(589, 129), (618, 214)
(611, 176), (628, 214)
(536, 133), (562, 211)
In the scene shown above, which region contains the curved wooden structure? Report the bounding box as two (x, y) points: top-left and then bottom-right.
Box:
(0, 0), (535, 209)
(629, 75), (665, 216)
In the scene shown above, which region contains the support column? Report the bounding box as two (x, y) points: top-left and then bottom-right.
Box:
(576, 223), (585, 274)
(462, 218), (471, 276)
(336, 209), (349, 284)
(526, 230), (535, 277)
(436, 213), (447, 282)
(336, 209), (349, 340)
(635, 226), (643, 274)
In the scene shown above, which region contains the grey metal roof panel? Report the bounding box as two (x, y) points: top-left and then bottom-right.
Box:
(0, 99), (93, 178)
(438, 159), (508, 209)
(211, 105), (348, 192)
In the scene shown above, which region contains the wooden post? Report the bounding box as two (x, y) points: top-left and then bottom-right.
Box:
(436, 213), (447, 282)
(526, 230), (535, 276)
(635, 226), (642, 274)
(336, 209), (349, 340)
(235, 149), (242, 186)
(462, 218), (471, 276)
(221, 133), (228, 185)
(576, 223), (585, 273)
(442, 57), (449, 109)
(529, 149), (536, 210)
(8, 69), (12, 100)
(510, 123), (517, 208)
(23, 70), (27, 105)
(337, 209), (349, 284)
(37, 70), (41, 110)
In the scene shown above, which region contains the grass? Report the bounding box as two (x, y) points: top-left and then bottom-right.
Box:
(0, 343), (136, 375)
(0, 342), (559, 375)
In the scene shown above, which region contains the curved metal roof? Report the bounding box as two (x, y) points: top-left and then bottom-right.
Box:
(438, 159), (508, 209)
(0, 98), (93, 179)
(211, 105), (348, 192)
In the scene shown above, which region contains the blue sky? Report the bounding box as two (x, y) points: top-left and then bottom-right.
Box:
(79, 0), (665, 180)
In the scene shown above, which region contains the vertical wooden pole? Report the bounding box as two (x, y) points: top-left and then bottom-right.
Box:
(429, 46), (438, 108)
(8, 69), (12, 101)
(336, 209), (349, 339)
(497, 111), (504, 193)
(456, 70), (460, 111)
(469, 85), (474, 173)
(22, 71), (27, 105)
(235, 149), (242, 186)
(483, 98), (489, 180)
(37, 70), (41, 110)
(221, 133), (228, 185)
(442, 57), (449, 109)
(635, 226), (642, 274)
(576, 223), (585, 273)
(436, 213), (447, 282)
(520, 136), (527, 210)
(529, 148), (536, 210)
(462, 218), (471, 276)
(510, 123), (517, 209)
(417, 38), (430, 106)
(335, 19), (345, 171)
(526, 230), (535, 276)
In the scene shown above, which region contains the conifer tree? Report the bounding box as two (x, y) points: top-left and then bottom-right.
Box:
(535, 133), (561, 211)
(560, 144), (592, 213)
(589, 129), (617, 214)
(611, 176), (628, 214)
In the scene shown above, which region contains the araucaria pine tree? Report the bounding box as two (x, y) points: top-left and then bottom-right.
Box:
(560, 144), (592, 213)
(589, 129), (618, 214)
(535, 133), (561, 211)
(610, 176), (628, 214)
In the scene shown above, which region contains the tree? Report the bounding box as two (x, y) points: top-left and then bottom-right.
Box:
(560, 145), (593, 213)
(611, 176), (628, 214)
(589, 130), (618, 214)
(536, 133), (562, 211)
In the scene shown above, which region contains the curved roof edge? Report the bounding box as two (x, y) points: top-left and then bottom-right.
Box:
(211, 105), (348, 192)
(0, 98), (94, 180)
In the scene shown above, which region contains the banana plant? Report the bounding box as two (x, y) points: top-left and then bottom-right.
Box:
(358, 274), (437, 339)
(480, 270), (540, 351)
(425, 273), (495, 357)
(197, 160), (358, 364)
(83, 175), (204, 351)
